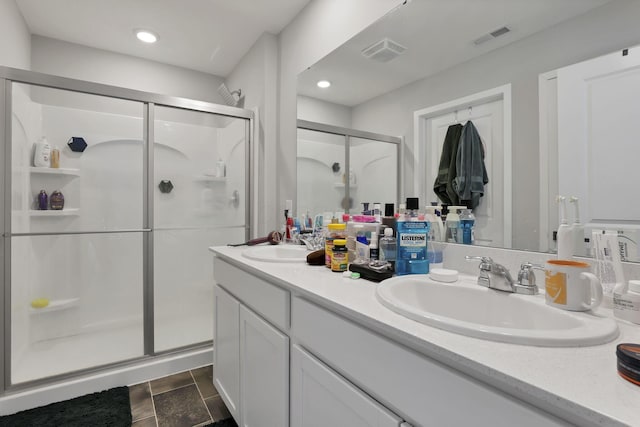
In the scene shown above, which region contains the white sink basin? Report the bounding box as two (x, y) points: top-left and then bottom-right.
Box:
(242, 245), (308, 263)
(376, 275), (619, 347)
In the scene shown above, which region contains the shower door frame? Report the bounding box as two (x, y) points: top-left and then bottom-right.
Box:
(296, 119), (403, 213)
(0, 66), (254, 393)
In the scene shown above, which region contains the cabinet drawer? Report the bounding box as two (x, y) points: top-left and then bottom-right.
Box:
(214, 257), (289, 331)
(292, 297), (569, 427)
(291, 344), (402, 427)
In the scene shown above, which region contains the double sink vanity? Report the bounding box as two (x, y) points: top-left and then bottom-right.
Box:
(210, 244), (640, 427)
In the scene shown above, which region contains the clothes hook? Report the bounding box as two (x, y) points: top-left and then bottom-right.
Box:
(468, 106), (472, 116)
(454, 110), (458, 123)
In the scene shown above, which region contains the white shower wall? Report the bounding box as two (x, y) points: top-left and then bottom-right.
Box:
(10, 85), (246, 383)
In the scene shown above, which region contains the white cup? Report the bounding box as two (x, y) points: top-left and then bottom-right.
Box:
(544, 260), (603, 311)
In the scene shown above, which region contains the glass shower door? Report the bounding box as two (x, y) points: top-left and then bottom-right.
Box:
(153, 106), (248, 352)
(9, 83), (145, 384)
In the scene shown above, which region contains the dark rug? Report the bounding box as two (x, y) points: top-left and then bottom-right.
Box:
(205, 418), (237, 427)
(0, 386), (131, 427)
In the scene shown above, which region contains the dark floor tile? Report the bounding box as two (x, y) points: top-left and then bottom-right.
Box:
(204, 395), (231, 422)
(130, 382), (155, 422)
(132, 415), (158, 427)
(192, 365), (217, 398)
(150, 370), (193, 395)
(154, 384), (211, 427)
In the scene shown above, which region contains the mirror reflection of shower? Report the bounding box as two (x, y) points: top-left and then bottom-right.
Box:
(296, 120), (401, 217)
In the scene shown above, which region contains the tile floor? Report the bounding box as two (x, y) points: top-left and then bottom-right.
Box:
(129, 365), (233, 427)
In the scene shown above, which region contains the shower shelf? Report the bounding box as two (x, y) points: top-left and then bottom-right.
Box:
(29, 208), (79, 217)
(194, 175), (226, 183)
(29, 298), (80, 314)
(29, 167), (80, 177)
(334, 182), (357, 189)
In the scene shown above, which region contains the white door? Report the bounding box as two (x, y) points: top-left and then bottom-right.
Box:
(240, 305), (289, 427)
(557, 47), (640, 227)
(213, 284), (241, 422)
(425, 100), (505, 247)
(290, 344), (403, 427)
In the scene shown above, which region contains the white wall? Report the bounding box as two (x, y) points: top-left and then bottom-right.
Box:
(350, 0), (640, 251)
(278, 0), (403, 223)
(31, 36), (227, 104)
(0, 0), (31, 69)
(225, 33), (279, 236)
(297, 95), (352, 127)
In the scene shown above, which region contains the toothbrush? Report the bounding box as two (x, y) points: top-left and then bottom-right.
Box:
(569, 196), (581, 225)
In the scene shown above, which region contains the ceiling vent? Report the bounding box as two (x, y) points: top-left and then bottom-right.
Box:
(361, 38), (407, 63)
(473, 26), (511, 45)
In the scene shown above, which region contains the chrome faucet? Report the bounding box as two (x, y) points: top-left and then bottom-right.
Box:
(465, 256), (540, 295)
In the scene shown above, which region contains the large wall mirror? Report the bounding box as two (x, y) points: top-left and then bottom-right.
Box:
(297, 0), (640, 260)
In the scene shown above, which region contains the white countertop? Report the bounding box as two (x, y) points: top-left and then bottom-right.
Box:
(210, 245), (640, 427)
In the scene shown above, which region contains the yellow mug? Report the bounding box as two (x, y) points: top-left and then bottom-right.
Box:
(545, 260), (603, 311)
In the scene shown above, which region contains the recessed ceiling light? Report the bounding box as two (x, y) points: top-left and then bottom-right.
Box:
(135, 30), (158, 44)
(317, 80), (331, 88)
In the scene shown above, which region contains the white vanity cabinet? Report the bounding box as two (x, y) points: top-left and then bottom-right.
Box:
(213, 258), (290, 427)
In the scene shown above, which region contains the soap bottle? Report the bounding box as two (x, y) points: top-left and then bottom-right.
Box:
(424, 206), (444, 242)
(395, 197), (430, 275)
(613, 280), (640, 325)
(33, 136), (51, 167)
(459, 209), (475, 245)
(556, 195), (574, 259)
(379, 227), (397, 268)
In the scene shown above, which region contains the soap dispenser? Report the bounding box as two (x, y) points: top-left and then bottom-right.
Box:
(556, 195), (574, 259)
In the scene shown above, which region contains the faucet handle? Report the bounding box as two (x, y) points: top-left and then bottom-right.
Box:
(465, 255), (493, 271)
(515, 262), (544, 294)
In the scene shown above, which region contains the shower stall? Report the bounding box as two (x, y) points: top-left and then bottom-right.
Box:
(0, 67), (252, 401)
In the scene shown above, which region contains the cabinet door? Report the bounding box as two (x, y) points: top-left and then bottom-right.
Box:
(240, 306), (289, 427)
(291, 344), (403, 427)
(213, 284), (241, 421)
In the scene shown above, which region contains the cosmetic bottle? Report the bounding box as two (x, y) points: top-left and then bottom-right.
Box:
(369, 231), (379, 261)
(445, 207), (464, 243)
(50, 146), (60, 168)
(373, 203), (382, 223)
(379, 227), (396, 268)
(50, 190), (64, 210)
(395, 197), (430, 275)
(458, 209), (475, 245)
(614, 280), (640, 325)
(424, 206), (444, 242)
(37, 190), (48, 210)
(382, 203), (396, 232)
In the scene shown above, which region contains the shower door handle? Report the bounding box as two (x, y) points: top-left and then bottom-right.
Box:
(229, 190), (240, 208)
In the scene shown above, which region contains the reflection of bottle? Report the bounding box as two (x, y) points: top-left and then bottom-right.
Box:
(50, 147), (60, 168)
(33, 137), (51, 167)
(459, 209), (475, 244)
(215, 158), (226, 178)
(50, 190), (64, 210)
(37, 190), (48, 210)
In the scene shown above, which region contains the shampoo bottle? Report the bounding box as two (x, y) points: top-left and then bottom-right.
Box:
(445, 206), (463, 243)
(33, 137), (51, 167)
(425, 206), (445, 242)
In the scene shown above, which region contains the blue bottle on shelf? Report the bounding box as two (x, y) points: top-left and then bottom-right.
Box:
(395, 197), (430, 275)
(459, 208), (475, 245)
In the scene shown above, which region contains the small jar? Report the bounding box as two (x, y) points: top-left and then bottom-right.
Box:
(324, 222), (347, 268)
(331, 239), (348, 272)
(50, 190), (64, 210)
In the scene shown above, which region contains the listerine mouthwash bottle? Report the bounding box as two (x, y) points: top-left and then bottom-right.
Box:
(395, 197), (430, 275)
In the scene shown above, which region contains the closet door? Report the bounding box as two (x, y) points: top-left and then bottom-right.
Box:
(424, 100), (505, 247)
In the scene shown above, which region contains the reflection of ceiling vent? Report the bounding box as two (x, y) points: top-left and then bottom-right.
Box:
(361, 38), (407, 63)
(473, 26), (511, 45)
